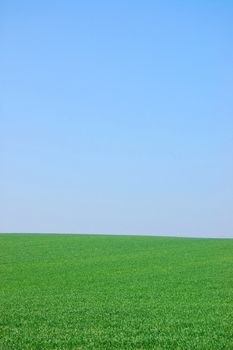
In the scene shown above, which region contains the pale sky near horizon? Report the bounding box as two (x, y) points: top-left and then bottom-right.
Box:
(1, 1), (233, 236)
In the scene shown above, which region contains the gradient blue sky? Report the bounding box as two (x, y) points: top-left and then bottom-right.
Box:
(1, 1), (233, 236)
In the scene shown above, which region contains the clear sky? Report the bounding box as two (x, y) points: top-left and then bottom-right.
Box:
(1, 1), (233, 236)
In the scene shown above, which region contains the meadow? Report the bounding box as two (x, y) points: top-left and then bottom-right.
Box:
(0, 234), (233, 349)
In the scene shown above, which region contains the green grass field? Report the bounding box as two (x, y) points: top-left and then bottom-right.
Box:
(1, 234), (233, 349)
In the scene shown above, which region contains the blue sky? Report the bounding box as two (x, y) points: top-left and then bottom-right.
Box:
(1, 1), (233, 236)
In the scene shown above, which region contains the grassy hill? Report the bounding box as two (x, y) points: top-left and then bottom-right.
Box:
(1, 234), (233, 349)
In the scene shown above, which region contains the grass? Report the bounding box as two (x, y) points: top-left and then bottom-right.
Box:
(0, 234), (233, 349)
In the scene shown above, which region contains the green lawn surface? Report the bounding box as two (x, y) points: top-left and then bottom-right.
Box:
(0, 234), (233, 349)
